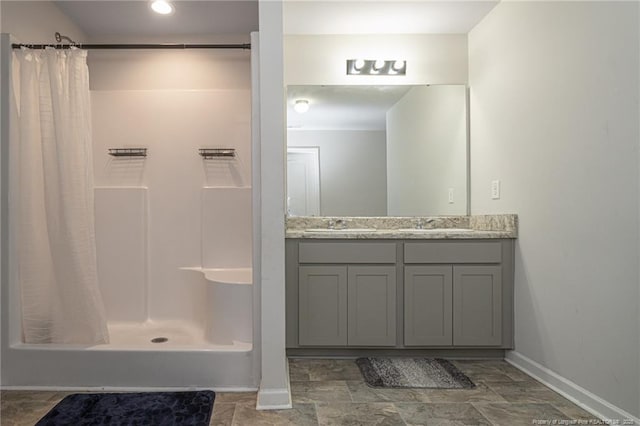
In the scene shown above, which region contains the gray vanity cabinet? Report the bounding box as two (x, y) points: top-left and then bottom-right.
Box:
(286, 238), (514, 352)
(294, 242), (398, 347)
(404, 242), (506, 347)
(298, 265), (396, 346)
(405, 264), (502, 347)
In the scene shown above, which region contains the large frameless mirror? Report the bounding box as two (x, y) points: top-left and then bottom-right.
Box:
(286, 84), (469, 217)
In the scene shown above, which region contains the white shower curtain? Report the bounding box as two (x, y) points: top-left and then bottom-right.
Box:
(13, 48), (109, 344)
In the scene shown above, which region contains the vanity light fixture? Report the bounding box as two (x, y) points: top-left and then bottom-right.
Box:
(150, 0), (174, 15)
(293, 99), (310, 114)
(347, 59), (406, 76)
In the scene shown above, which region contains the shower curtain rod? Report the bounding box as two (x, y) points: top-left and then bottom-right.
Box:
(11, 43), (251, 50)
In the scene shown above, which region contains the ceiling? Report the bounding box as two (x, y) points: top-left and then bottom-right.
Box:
(53, 1), (498, 39)
(284, 1), (499, 35)
(53, 1), (496, 129)
(54, 1), (258, 38)
(287, 85), (415, 131)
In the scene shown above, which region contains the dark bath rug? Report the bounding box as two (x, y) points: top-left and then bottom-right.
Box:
(36, 390), (215, 426)
(356, 357), (475, 389)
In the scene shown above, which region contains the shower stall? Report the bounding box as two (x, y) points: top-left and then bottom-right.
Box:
(0, 33), (260, 390)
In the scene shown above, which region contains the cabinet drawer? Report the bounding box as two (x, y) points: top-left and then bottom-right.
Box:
(299, 242), (397, 264)
(404, 241), (501, 264)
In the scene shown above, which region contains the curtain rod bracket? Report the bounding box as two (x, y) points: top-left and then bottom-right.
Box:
(55, 32), (77, 46)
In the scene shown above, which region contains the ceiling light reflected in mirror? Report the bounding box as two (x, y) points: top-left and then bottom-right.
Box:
(150, 0), (174, 15)
(294, 99), (310, 114)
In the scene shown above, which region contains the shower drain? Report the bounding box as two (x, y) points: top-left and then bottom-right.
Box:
(151, 337), (169, 343)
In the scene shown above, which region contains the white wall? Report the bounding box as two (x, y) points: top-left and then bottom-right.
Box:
(284, 34), (468, 85)
(386, 85), (467, 216)
(469, 1), (639, 418)
(0, 0), (85, 44)
(288, 129), (387, 216)
(87, 48), (250, 91)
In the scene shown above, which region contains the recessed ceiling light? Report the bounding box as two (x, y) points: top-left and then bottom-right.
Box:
(151, 0), (174, 15)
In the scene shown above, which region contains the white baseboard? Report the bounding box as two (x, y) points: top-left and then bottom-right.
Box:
(256, 361), (292, 410)
(256, 387), (292, 410)
(506, 351), (639, 425)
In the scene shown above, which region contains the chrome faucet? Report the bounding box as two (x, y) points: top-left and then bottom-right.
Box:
(415, 218), (435, 229)
(328, 219), (346, 229)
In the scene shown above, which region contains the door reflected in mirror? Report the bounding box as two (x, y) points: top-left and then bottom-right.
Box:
(286, 85), (468, 217)
(287, 147), (320, 216)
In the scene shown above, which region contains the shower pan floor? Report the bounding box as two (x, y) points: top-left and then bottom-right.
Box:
(9, 318), (254, 388)
(101, 320), (251, 351)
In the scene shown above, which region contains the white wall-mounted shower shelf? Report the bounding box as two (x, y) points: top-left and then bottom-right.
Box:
(180, 267), (252, 286)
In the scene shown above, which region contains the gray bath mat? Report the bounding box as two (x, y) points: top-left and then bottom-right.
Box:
(356, 357), (475, 389)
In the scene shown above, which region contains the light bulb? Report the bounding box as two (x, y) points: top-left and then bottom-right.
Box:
(373, 60), (386, 71)
(151, 0), (174, 15)
(294, 100), (310, 114)
(392, 60), (405, 71)
(353, 59), (365, 70)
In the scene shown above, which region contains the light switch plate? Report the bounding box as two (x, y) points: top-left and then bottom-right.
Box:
(491, 180), (500, 199)
(448, 188), (454, 204)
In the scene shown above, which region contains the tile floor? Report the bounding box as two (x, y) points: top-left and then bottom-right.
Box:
(1, 358), (600, 425)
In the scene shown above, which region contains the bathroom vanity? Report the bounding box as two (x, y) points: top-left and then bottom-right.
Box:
(285, 215), (517, 357)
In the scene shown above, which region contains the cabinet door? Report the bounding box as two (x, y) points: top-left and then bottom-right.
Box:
(347, 266), (397, 346)
(299, 266), (348, 346)
(453, 265), (502, 346)
(404, 266), (453, 346)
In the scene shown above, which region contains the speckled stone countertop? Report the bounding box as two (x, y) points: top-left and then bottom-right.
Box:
(285, 214), (517, 239)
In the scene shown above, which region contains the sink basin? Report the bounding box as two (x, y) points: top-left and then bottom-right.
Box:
(397, 228), (474, 232)
(305, 228), (377, 233)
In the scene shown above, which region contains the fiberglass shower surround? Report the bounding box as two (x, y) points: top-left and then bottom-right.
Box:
(4, 38), (257, 388)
